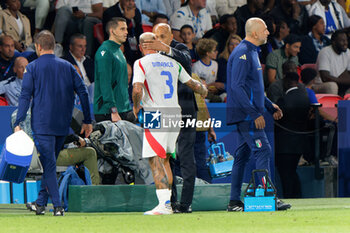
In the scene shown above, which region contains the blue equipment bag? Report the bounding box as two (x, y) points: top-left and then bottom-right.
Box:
(58, 165), (92, 211)
(244, 169), (277, 212)
(207, 142), (234, 178)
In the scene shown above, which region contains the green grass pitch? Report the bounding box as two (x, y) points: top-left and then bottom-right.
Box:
(1, 198), (350, 233)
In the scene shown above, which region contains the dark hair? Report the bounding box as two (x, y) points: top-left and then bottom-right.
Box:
(180, 24), (194, 33)
(106, 17), (127, 36)
(331, 29), (347, 42)
(301, 68), (318, 85)
(34, 30), (55, 50)
(0, 34), (14, 46)
(274, 20), (287, 37)
(69, 33), (86, 46)
(282, 60), (297, 75)
(283, 33), (301, 46)
(154, 13), (169, 21)
(308, 15), (322, 32)
(219, 14), (235, 25)
(284, 71), (300, 82)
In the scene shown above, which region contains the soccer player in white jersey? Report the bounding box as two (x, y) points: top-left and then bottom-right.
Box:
(132, 32), (207, 215)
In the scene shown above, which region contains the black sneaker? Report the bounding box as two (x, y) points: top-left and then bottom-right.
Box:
(277, 199), (291, 211)
(53, 207), (64, 216)
(26, 201), (36, 212)
(227, 200), (244, 212)
(173, 204), (192, 214)
(35, 203), (46, 215)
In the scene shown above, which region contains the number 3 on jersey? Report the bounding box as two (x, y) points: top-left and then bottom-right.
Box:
(161, 71), (173, 99)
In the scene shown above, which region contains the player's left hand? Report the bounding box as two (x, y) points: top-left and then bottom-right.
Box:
(272, 104), (283, 120)
(80, 123), (93, 138)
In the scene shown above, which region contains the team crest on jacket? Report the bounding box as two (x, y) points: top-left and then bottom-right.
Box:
(255, 139), (262, 148)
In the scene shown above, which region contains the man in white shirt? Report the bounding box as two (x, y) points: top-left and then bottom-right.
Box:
(54, 0), (103, 57)
(170, 0), (212, 42)
(316, 29), (350, 95)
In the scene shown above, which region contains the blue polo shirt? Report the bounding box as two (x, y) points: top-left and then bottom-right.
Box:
(226, 40), (275, 125)
(15, 54), (91, 136)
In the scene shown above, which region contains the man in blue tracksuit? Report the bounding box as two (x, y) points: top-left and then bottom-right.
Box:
(14, 31), (92, 216)
(226, 18), (290, 211)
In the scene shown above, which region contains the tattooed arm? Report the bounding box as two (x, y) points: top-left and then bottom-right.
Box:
(185, 78), (208, 98)
(132, 82), (143, 117)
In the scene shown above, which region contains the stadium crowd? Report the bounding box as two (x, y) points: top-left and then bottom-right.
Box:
(0, 0), (347, 214)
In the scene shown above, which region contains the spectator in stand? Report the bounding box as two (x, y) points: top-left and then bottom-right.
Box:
(203, 14), (237, 54)
(265, 33), (301, 85)
(307, 0), (350, 38)
(153, 13), (169, 26)
(163, 0), (181, 19)
(0, 0), (32, 52)
(21, 0), (51, 34)
(170, 0), (212, 42)
(0, 35), (16, 81)
(103, 0), (143, 65)
(206, 0), (218, 25)
(316, 29), (350, 96)
(193, 38), (223, 102)
(271, 20), (290, 50)
(234, 0), (265, 39)
(0, 56), (27, 106)
(135, 0), (166, 27)
(217, 34), (242, 96)
(0, 35), (37, 81)
(54, 0), (103, 57)
(216, 0), (247, 17)
(299, 15), (331, 65)
(269, 0), (308, 35)
(62, 34), (94, 103)
(180, 24), (199, 63)
(267, 60), (302, 103)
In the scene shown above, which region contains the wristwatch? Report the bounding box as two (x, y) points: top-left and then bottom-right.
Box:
(110, 107), (118, 114)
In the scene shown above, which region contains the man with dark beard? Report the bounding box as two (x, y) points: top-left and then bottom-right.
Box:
(316, 29), (350, 96)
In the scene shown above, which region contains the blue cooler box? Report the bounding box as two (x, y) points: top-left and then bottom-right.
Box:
(0, 131), (34, 183)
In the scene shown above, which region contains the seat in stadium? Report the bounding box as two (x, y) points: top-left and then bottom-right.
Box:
(315, 94), (343, 120)
(344, 94), (350, 100)
(93, 23), (104, 44)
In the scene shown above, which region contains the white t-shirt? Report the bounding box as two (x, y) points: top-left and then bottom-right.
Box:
(15, 17), (24, 40)
(192, 59), (218, 84)
(316, 45), (350, 77)
(56, 0), (103, 13)
(170, 5), (212, 39)
(133, 53), (191, 109)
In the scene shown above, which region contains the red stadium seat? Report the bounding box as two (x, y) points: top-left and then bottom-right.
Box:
(344, 94), (350, 100)
(0, 97), (8, 106)
(142, 25), (153, 32)
(315, 94), (343, 120)
(301, 63), (316, 71)
(93, 23), (104, 44)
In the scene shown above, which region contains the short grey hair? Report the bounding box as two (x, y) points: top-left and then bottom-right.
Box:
(139, 32), (156, 44)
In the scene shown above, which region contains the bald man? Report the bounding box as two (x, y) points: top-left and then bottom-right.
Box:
(142, 23), (197, 213)
(0, 57), (28, 106)
(226, 18), (291, 211)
